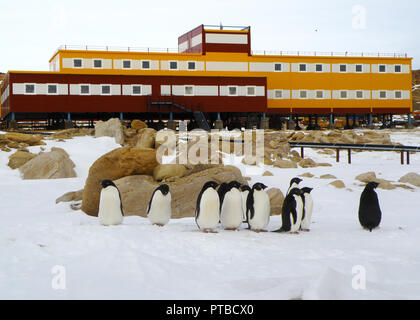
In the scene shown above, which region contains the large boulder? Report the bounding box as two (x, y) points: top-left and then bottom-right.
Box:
(134, 128), (157, 149)
(81, 147), (159, 216)
(4, 132), (46, 146)
(153, 164), (187, 181)
(95, 118), (125, 145)
(267, 188), (284, 216)
(398, 173), (420, 188)
(19, 148), (76, 179)
(113, 165), (247, 218)
(56, 190), (84, 204)
(8, 150), (37, 169)
(131, 119), (148, 131)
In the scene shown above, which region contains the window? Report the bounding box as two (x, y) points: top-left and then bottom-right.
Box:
(25, 84), (35, 94)
(395, 65), (402, 73)
(142, 61), (150, 69)
(169, 61), (178, 70)
(316, 91), (323, 99)
(395, 91), (402, 99)
(132, 85), (142, 95)
(185, 86), (194, 96)
(47, 84), (58, 95)
(247, 86), (256, 96)
(356, 65), (363, 72)
(316, 64), (323, 72)
(340, 64), (347, 72)
(299, 64), (306, 72)
(379, 91), (387, 99)
(73, 59), (82, 68)
(228, 86), (238, 96)
(340, 91), (347, 99)
(300, 90), (307, 99)
(379, 65), (386, 73)
(123, 60), (131, 69)
(93, 60), (102, 68)
(80, 85), (90, 95)
(274, 63), (282, 71)
(188, 62), (196, 70)
(356, 91), (363, 99)
(274, 90), (282, 99)
(101, 85), (111, 95)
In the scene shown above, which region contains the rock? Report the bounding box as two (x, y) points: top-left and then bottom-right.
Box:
(81, 147), (159, 216)
(262, 171), (274, 176)
(95, 118), (125, 145)
(153, 164), (187, 181)
(398, 172), (420, 187)
(8, 150), (37, 169)
(131, 119), (148, 131)
(49, 128), (94, 140)
(298, 158), (317, 168)
(4, 133), (45, 146)
(273, 159), (298, 168)
(267, 188), (284, 216)
(1, 147), (11, 152)
(299, 172), (314, 178)
(355, 172), (377, 183)
(56, 190), (84, 204)
(134, 128), (157, 149)
(330, 180), (345, 189)
(19, 149), (76, 180)
(114, 165), (247, 218)
(317, 163), (332, 167)
(319, 174), (337, 179)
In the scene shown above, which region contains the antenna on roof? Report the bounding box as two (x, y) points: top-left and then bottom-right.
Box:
(219, 22), (223, 30)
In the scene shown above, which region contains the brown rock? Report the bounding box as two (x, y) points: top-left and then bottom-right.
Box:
(299, 172), (314, 178)
(273, 159), (298, 168)
(267, 188), (284, 216)
(95, 118), (125, 145)
(49, 128), (94, 140)
(134, 128), (157, 149)
(131, 119), (148, 131)
(319, 174), (337, 179)
(298, 158), (317, 168)
(8, 150), (37, 169)
(330, 180), (345, 189)
(81, 147), (159, 216)
(263, 171), (274, 176)
(4, 132), (45, 146)
(56, 190), (84, 204)
(355, 172), (377, 183)
(398, 172), (420, 187)
(153, 164), (187, 181)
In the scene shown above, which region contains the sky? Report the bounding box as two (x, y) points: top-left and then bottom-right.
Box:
(0, 0), (418, 72)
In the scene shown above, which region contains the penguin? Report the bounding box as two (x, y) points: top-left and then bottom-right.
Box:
(300, 187), (314, 232)
(220, 181), (243, 231)
(98, 180), (124, 226)
(240, 185), (251, 222)
(217, 182), (229, 211)
(147, 184), (171, 227)
(358, 181), (382, 232)
(195, 181), (220, 233)
(246, 183), (270, 233)
(274, 188), (303, 234)
(287, 177), (303, 195)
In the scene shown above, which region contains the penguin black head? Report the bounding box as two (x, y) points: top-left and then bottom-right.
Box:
(240, 185), (251, 192)
(218, 182), (228, 191)
(289, 187), (302, 196)
(301, 187), (313, 194)
(289, 177), (302, 187)
(101, 180), (117, 189)
(203, 181), (219, 190)
(227, 181), (242, 191)
(157, 184), (170, 195)
(365, 181), (380, 190)
(252, 182), (268, 191)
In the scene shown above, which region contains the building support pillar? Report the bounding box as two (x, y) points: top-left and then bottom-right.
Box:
(314, 115), (320, 130)
(64, 112), (73, 129)
(328, 113), (335, 129)
(287, 115), (295, 130)
(8, 113), (17, 130)
(406, 113), (415, 129)
(260, 113), (269, 130)
(215, 112), (223, 129)
(366, 114), (375, 129)
(344, 115), (351, 130)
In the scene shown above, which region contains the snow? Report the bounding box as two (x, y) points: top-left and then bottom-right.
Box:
(0, 130), (420, 300)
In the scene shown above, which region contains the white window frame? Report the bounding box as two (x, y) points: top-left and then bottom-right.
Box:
(73, 58), (83, 68)
(47, 83), (59, 95)
(394, 65), (402, 73)
(228, 86), (238, 96)
(340, 90), (348, 99)
(315, 90), (324, 99)
(132, 85), (142, 96)
(379, 91), (387, 99)
(141, 60), (151, 70)
(274, 63), (282, 72)
(122, 60), (132, 69)
(394, 91), (402, 99)
(246, 86), (257, 97)
(274, 90), (282, 99)
(187, 61), (196, 70)
(315, 64), (323, 72)
(356, 91), (364, 99)
(24, 83), (36, 95)
(355, 64), (363, 73)
(299, 64), (307, 72)
(379, 65), (386, 73)
(93, 59), (103, 69)
(299, 90), (308, 99)
(100, 84), (112, 96)
(339, 64), (347, 73)
(184, 85), (195, 96)
(169, 61), (178, 70)
(79, 84), (91, 95)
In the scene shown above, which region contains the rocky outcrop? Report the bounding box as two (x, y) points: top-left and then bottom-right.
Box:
(267, 188), (284, 216)
(398, 172), (420, 188)
(4, 132), (46, 146)
(49, 128), (94, 140)
(95, 118), (125, 145)
(8, 150), (37, 169)
(153, 164), (187, 181)
(56, 190), (83, 204)
(81, 147), (159, 216)
(131, 119), (148, 131)
(298, 158), (332, 168)
(355, 171), (411, 190)
(273, 159), (298, 168)
(133, 128), (157, 149)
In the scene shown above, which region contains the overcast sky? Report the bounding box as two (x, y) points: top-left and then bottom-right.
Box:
(0, 0), (418, 72)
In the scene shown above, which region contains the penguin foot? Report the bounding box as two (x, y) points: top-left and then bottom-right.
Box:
(301, 229), (310, 232)
(252, 229), (268, 233)
(202, 229), (218, 233)
(154, 223), (165, 227)
(225, 227), (238, 231)
(290, 231), (300, 235)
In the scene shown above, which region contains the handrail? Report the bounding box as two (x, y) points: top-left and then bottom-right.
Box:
(289, 141), (420, 152)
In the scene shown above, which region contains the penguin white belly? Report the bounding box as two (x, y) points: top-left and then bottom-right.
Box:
(300, 194), (313, 230)
(221, 189), (243, 229)
(98, 187), (123, 226)
(249, 191), (270, 230)
(148, 193), (172, 226)
(290, 195), (303, 232)
(241, 191), (249, 222)
(196, 189), (220, 230)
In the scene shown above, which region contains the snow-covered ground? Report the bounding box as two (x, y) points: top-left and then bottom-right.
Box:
(0, 130), (419, 300)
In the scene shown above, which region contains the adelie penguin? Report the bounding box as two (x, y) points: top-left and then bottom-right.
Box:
(240, 185), (251, 223)
(287, 177), (302, 195)
(246, 183), (270, 233)
(220, 181), (243, 231)
(98, 180), (124, 226)
(195, 181), (220, 233)
(300, 187), (313, 232)
(217, 182), (229, 211)
(147, 184), (172, 227)
(274, 188), (303, 234)
(359, 181), (382, 232)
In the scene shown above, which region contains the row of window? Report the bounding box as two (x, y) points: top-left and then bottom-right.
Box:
(65, 58), (407, 74)
(270, 89), (407, 100)
(1, 85), (10, 104)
